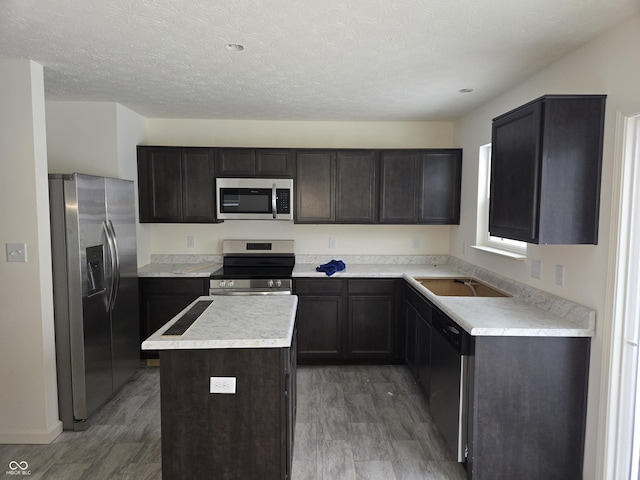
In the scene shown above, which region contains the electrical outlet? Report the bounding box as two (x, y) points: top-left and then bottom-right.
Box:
(210, 376), (236, 394)
(187, 235), (195, 248)
(531, 259), (542, 280)
(329, 237), (337, 249)
(412, 237), (420, 249)
(555, 265), (565, 286)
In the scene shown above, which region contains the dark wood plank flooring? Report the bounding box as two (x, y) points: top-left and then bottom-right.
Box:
(0, 365), (466, 479)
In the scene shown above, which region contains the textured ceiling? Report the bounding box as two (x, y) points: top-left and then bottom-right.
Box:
(1, 0), (638, 121)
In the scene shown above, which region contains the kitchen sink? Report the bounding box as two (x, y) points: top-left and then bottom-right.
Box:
(414, 277), (510, 297)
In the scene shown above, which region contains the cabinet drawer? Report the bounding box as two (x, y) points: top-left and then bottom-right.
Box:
(294, 278), (344, 295)
(348, 279), (396, 295)
(140, 277), (208, 295)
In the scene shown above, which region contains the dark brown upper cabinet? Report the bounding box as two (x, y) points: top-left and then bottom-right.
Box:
(217, 148), (293, 177)
(419, 150), (462, 224)
(336, 150), (379, 223)
(137, 146), (217, 223)
(380, 149), (462, 224)
(380, 150), (420, 223)
(295, 150), (335, 223)
(295, 150), (380, 224)
(489, 95), (606, 244)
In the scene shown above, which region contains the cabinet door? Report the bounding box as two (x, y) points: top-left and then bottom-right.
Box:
(217, 148), (255, 176)
(296, 295), (343, 359)
(489, 102), (542, 242)
(416, 314), (431, 398)
(336, 150), (378, 223)
(347, 279), (396, 359)
(348, 295), (394, 358)
(182, 148), (216, 222)
(295, 150), (335, 223)
(419, 150), (462, 224)
(256, 149), (292, 177)
(405, 302), (418, 377)
(380, 150), (420, 223)
(139, 278), (208, 359)
(137, 146), (182, 222)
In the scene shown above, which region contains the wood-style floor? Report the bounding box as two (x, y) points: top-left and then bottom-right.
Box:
(293, 365), (467, 480)
(0, 365), (467, 480)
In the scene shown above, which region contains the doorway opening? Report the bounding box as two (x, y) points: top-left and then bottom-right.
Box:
(604, 106), (640, 479)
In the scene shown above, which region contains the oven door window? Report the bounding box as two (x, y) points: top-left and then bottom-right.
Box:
(220, 188), (271, 214)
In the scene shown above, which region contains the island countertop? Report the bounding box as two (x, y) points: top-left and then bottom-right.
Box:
(141, 295), (298, 350)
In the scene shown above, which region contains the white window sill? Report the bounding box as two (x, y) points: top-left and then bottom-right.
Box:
(470, 245), (526, 261)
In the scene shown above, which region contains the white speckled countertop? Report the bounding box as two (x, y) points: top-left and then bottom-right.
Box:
(138, 261), (222, 277)
(142, 295), (298, 350)
(138, 255), (595, 338)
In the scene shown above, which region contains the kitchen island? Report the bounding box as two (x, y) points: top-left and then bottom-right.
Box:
(142, 295), (298, 480)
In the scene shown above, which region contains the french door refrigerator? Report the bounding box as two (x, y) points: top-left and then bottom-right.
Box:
(49, 173), (139, 430)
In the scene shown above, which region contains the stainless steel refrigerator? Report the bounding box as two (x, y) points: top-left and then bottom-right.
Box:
(49, 173), (139, 430)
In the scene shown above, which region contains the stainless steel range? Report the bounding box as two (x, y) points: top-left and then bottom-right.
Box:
(209, 240), (295, 295)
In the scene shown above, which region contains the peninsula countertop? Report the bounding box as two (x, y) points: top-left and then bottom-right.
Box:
(293, 262), (595, 338)
(141, 295), (298, 350)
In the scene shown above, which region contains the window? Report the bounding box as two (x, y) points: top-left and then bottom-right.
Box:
(473, 144), (527, 259)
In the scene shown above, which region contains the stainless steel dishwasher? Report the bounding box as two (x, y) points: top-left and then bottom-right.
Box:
(429, 307), (471, 462)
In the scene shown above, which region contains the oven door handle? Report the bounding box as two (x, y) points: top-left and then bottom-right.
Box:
(209, 290), (292, 296)
(272, 183), (277, 218)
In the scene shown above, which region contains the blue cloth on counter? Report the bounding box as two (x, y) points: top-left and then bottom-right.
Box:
(316, 259), (346, 276)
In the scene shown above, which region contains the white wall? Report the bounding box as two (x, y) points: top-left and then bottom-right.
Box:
(144, 119), (456, 257)
(0, 60), (62, 443)
(452, 14), (640, 478)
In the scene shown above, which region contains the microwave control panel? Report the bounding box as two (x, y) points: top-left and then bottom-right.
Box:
(276, 189), (291, 214)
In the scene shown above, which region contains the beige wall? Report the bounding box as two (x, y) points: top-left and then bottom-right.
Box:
(144, 119), (456, 258)
(45, 101), (149, 262)
(452, 14), (640, 478)
(46, 101), (120, 177)
(146, 118), (454, 149)
(0, 60), (62, 443)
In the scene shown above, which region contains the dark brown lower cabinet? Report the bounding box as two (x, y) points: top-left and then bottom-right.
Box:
(294, 278), (401, 363)
(295, 278), (344, 360)
(404, 283), (432, 396)
(139, 278), (209, 359)
(468, 336), (590, 480)
(159, 340), (296, 480)
(404, 282), (590, 479)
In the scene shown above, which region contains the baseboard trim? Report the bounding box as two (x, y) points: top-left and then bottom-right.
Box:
(0, 420), (63, 445)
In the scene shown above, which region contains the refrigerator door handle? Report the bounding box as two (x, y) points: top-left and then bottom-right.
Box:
(107, 220), (121, 310)
(102, 220), (117, 312)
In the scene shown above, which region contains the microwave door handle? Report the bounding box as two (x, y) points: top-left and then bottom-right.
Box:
(272, 183), (277, 218)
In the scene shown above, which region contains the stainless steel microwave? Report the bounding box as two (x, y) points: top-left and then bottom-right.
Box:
(216, 178), (294, 220)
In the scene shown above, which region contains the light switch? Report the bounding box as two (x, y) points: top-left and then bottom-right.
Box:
(6, 243), (27, 263)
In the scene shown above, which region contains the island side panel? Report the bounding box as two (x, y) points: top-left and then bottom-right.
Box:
(160, 348), (284, 480)
(469, 336), (590, 480)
